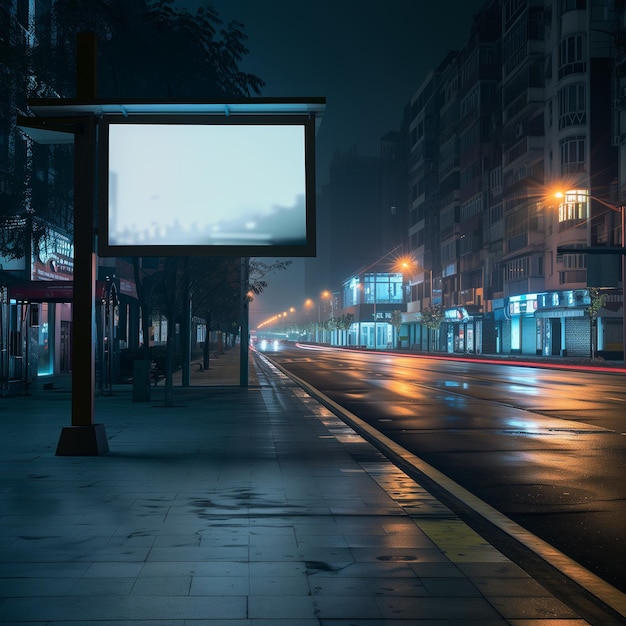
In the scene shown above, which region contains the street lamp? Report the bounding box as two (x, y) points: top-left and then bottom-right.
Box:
(303, 298), (315, 341)
(420, 267), (434, 303)
(320, 290), (334, 344)
(555, 190), (626, 361)
(395, 256), (433, 304)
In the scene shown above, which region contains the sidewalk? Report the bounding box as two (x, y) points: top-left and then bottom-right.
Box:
(169, 346), (258, 387)
(0, 349), (623, 624)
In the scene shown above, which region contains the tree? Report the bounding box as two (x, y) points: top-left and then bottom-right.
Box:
(47, 0), (264, 395)
(419, 304), (444, 352)
(158, 257), (182, 406)
(144, 255), (291, 398)
(0, 5), (72, 259)
(248, 259), (293, 300)
(335, 313), (354, 346)
(44, 0), (264, 99)
(586, 287), (607, 360)
(2, 0), (265, 256)
(390, 310), (403, 348)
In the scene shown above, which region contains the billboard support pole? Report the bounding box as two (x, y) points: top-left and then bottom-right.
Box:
(56, 33), (108, 455)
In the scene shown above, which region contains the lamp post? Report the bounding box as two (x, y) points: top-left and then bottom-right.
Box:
(555, 190), (626, 361)
(421, 267), (434, 304)
(320, 290), (333, 344)
(304, 298), (315, 342)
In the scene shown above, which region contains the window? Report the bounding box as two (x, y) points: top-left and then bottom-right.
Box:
(506, 257), (529, 281)
(559, 270), (586, 284)
(490, 204), (503, 225)
(561, 253), (587, 269)
(460, 234), (475, 256)
(460, 85), (479, 118)
(460, 160), (482, 188)
(460, 49), (479, 85)
(362, 273), (404, 304)
(504, 0), (526, 29)
(558, 84), (586, 130)
(503, 18), (528, 74)
(441, 240), (457, 264)
(560, 135), (585, 173)
(459, 124), (479, 153)
(461, 194), (483, 222)
(557, 189), (589, 227)
(559, 0), (586, 14)
(558, 35), (586, 79)
(440, 205), (458, 230)
(490, 167), (502, 192)
(505, 206), (528, 241)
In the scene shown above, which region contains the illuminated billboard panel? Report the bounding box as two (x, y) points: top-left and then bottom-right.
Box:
(98, 115), (316, 257)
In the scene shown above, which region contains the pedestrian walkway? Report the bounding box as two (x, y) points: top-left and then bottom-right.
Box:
(170, 346), (257, 387)
(0, 349), (623, 624)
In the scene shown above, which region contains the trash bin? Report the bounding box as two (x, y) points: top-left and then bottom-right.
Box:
(132, 359), (151, 402)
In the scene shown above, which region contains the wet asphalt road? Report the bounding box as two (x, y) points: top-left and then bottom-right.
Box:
(266, 344), (626, 593)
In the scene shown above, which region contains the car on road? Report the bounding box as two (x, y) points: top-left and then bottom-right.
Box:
(256, 338), (283, 352)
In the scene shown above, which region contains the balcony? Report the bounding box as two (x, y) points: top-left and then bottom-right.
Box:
(504, 135), (543, 167)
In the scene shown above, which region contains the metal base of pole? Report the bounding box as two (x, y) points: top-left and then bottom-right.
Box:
(55, 424), (109, 456)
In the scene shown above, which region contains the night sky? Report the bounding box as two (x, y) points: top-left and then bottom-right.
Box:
(183, 0), (487, 326)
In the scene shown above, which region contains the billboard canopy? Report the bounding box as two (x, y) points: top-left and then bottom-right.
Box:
(20, 97), (325, 144)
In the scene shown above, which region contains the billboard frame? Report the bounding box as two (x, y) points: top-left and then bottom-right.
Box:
(96, 112), (318, 258)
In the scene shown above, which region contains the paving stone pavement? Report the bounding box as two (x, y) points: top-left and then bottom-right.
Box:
(0, 348), (618, 624)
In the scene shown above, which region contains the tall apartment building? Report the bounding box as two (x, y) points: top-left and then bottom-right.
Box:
(0, 1), (137, 389)
(403, 0), (624, 359)
(0, 0), (77, 387)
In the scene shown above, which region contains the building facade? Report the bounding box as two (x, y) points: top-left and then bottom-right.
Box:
(333, 267), (406, 349)
(0, 1), (140, 390)
(402, 0), (624, 359)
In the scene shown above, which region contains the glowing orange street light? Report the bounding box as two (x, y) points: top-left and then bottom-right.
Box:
(394, 255), (433, 303)
(320, 290), (333, 315)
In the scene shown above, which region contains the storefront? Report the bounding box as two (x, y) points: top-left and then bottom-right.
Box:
(1, 281), (73, 392)
(346, 311), (396, 349)
(340, 270), (405, 349)
(534, 290), (591, 358)
(0, 277), (128, 392)
(441, 307), (482, 354)
(506, 294), (541, 355)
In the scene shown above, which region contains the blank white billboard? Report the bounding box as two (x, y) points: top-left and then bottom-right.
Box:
(98, 116), (316, 257)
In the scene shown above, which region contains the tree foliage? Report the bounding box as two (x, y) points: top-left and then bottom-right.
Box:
(1, 4), (72, 258)
(390, 309), (403, 347)
(586, 287), (607, 322)
(419, 304), (444, 330)
(45, 0), (264, 99)
(1, 0), (265, 258)
(390, 310), (403, 333)
(586, 287), (607, 359)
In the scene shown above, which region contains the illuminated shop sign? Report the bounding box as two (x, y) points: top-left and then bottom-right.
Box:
(508, 294), (538, 315)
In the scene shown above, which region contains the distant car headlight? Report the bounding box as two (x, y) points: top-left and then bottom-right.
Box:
(260, 339), (268, 350)
(272, 340), (280, 351)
